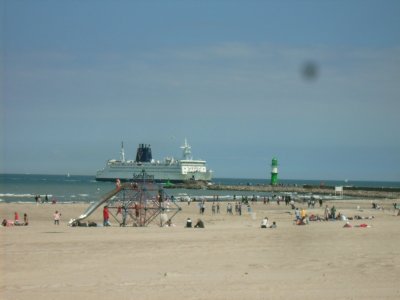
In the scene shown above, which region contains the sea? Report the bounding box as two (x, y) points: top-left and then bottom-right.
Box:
(1, 174), (399, 204)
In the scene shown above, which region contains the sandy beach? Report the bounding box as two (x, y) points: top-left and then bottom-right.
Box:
(1, 199), (400, 300)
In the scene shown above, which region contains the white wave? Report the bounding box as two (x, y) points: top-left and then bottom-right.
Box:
(78, 194), (89, 197)
(0, 193), (35, 198)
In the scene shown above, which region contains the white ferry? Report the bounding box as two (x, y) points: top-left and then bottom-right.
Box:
(95, 139), (213, 183)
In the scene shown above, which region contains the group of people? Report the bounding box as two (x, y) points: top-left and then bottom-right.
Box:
(294, 207), (309, 225)
(291, 205), (339, 224)
(2, 210), (62, 227)
(185, 217), (205, 228)
(1, 212), (29, 227)
(260, 217), (277, 229)
(203, 201), (248, 216)
(34, 194), (53, 204)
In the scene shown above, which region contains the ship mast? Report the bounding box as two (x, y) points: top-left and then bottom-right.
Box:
(121, 141), (125, 162)
(181, 138), (192, 160)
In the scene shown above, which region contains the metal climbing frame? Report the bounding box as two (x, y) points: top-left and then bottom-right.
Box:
(106, 172), (182, 227)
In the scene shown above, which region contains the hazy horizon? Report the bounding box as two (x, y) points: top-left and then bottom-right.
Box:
(1, 172), (399, 184)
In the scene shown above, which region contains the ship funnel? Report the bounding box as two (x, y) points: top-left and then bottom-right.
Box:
(135, 144), (153, 163)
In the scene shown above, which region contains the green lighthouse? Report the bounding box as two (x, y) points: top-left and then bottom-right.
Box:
(271, 158), (278, 185)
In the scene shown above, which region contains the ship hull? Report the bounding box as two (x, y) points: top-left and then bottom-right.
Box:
(95, 162), (212, 183)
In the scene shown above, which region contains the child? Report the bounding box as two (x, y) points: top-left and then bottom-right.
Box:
(53, 211), (61, 225)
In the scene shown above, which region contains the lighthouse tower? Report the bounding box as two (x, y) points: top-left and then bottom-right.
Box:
(270, 158), (278, 185)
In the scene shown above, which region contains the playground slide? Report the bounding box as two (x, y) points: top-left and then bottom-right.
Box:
(68, 186), (121, 225)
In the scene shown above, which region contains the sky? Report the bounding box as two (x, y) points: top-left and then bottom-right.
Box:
(1, 0), (400, 181)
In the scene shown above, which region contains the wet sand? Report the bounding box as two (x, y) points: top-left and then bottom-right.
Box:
(1, 199), (400, 300)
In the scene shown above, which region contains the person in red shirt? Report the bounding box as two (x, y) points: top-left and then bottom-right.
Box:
(14, 212), (22, 225)
(103, 206), (110, 226)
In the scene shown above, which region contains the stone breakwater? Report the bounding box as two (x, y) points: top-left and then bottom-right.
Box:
(167, 182), (400, 199)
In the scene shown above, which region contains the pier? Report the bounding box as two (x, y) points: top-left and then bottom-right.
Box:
(167, 182), (400, 199)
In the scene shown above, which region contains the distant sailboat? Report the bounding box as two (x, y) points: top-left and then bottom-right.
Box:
(67, 173), (71, 178)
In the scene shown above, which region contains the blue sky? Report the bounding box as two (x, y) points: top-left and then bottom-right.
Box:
(1, 0), (400, 181)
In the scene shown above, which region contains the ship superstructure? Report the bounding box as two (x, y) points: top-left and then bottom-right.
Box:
(95, 139), (213, 183)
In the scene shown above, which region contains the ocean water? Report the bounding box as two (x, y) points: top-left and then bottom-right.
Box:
(0, 174), (399, 204)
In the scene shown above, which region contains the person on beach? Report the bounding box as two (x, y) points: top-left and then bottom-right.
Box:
(164, 219), (175, 227)
(290, 200), (295, 209)
(53, 211), (61, 225)
(331, 206), (336, 220)
(194, 219), (205, 228)
(14, 212), (20, 224)
(23, 213), (29, 226)
(295, 208), (300, 221)
(103, 206), (110, 226)
(300, 208), (307, 219)
(238, 202), (242, 216)
(261, 217), (269, 228)
(185, 218), (192, 228)
(227, 203), (232, 215)
(343, 221), (352, 228)
(324, 205), (330, 220)
(270, 221), (277, 228)
(200, 201), (205, 215)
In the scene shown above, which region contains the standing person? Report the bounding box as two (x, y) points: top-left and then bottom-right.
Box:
(14, 212), (20, 225)
(23, 213), (29, 225)
(324, 205), (330, 220)
(45, 194), (49, 203)
(103, 206), (110, 226)
(300, 208), (307, 220)
(212, 202), (216, 215)
(331, 206), (336, 220)
(295, 208), (300, 221)
(53, 210), (61, 225)
(216, 202), (220, 214)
